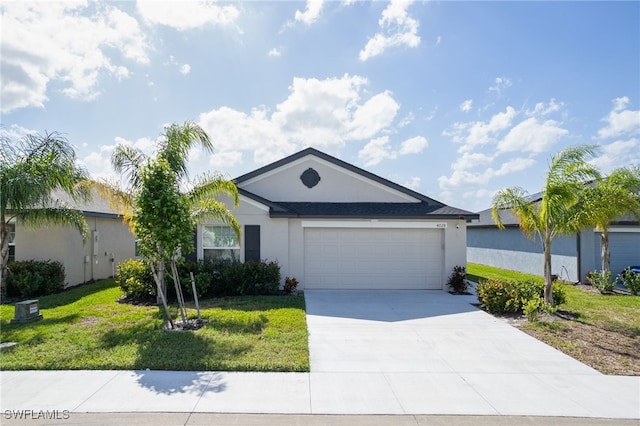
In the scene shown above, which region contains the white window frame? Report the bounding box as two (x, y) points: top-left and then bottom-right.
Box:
(202, 225), (240, 262)
(8, 222), (15, 262)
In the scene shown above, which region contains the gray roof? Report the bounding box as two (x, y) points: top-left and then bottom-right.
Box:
(470, 205), (639, 228)
(269, 202), (475, 219)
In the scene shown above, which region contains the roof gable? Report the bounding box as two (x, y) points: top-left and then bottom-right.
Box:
(234, 148), (444, 204)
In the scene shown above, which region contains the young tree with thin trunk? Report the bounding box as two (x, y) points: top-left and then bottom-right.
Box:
(1, 132), (90, 299)
(491, 145), (600, 304)
(100, 121), (240, 328)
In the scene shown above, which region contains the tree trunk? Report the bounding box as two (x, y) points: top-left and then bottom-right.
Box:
(151, 261), (174, 329)
(170, 260), (188, 325)
(601, 230), (610, 276)
(543, 228), (554, 305)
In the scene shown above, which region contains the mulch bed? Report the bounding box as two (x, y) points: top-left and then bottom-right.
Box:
(491, 285), (639, 376)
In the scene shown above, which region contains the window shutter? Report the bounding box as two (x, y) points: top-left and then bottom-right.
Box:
(245, 225), (260, 262)
(185, 228), (198, 261)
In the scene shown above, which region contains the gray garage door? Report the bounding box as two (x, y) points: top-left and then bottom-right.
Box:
(304, 228), (443, 290)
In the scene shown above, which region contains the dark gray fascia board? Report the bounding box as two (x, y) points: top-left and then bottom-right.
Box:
(234, 147), (446, 206)
(237, 188), (292, 214)
(82, 211), (122, 219)
(269, 212), (479, 220)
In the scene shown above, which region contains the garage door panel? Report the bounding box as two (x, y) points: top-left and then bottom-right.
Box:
(304, 228), (443, 290)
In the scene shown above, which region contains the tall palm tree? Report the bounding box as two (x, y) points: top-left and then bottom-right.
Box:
(100, 121), (239, 327)
(0, 132), (90, 298)
(577, 166), (640, 276)
(491, 145), (600, 304)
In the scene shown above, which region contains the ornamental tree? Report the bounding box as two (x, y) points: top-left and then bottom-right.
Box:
(100, 122), (239, 327)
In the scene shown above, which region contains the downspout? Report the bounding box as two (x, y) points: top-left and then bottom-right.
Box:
(576, 231), (582, 284)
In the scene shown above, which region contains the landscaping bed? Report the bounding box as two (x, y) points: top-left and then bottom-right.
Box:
(0, 279), (309, 371)
(468, 263), (640, 376)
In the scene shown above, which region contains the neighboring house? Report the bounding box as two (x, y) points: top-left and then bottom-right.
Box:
(198, 148), (478, 290)
(467, 202), (640, 282)
(11, 191), (136, 287)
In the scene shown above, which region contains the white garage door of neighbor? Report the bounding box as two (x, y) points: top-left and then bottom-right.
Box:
(304, 228), (443, 290)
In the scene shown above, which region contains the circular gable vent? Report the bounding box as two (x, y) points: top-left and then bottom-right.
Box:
(300, 168), (321, 188)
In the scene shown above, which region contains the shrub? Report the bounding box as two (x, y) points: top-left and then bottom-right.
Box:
(284, 276), (299, 294)
(227, 260), (280, 295)
(523, 294), (557, 322)
(447, 265), (469, 294)
(116, 259), (155, 301)
(177, 259), (281, 297)
(618, 268), (640, 296)
(588, 270), (615, 294)
(476, 278), (565, 314)
(6, 260), (65, 297)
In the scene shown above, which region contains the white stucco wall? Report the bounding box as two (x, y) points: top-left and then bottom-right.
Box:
(239, 157), (416, 203)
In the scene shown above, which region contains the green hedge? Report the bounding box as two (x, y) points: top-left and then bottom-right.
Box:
(476, 278), (566, 314)
(116, 259), (281, 302)
(6, 260), (66, 297)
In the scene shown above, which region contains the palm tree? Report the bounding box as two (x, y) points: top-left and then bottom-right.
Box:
(0, 132), (90, 298)
(491, 145), (601, 304)
(577, 166), (640, 276)
(100, 121), (239, 327)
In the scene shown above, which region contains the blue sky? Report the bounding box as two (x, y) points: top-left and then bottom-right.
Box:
(2, 1), (639, 212)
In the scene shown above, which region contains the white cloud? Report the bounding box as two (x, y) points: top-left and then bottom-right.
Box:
(294, 0), (324, 26)
(404, 177), (421, 191)
(358, 136), (396, 166)
(438, 156), (536, 190)
(197, 74), (407, 166)
(136, 1), (239, 30)
(268, 48), (282, 57)
(459, 99), (473, 112)
(397, 112), (414, 128)
(591, 138), (640, 174)
(1, 2), (149, 113)
(492, 157), (536, 176)
(179, 64), (191, 75)
(597, 96), (640, 139)
(529, 99), (562, 117)
(488, 76), (512, 94)
(454, 106), (517, 152)
(399, 136), (428, 155)
(347, 91), (400, 139)
(210, 150), (244, 168)
(0, 124), (37, 141)
(438, 169), (490, 190)
(497, 117), (568, 154)
(358, 135), (428, 167)
(359, 0), (420, 61)
(452, 152), (494, 172)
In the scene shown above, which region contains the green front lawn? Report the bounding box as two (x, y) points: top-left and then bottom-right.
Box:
(0, 279), (309, 371)
(467, 263), (640, 375)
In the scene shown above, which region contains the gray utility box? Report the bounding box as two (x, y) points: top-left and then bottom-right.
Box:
(11, 299), (43, 324)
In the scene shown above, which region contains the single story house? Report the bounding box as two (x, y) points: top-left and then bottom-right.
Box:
(10, 191), (137, 287)
(11, 147), (478, 291)
(467, 202), (640, 282)
(198, 148), (478, 290)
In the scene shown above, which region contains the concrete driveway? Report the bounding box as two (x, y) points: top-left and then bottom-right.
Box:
(304, 289), (639, 417)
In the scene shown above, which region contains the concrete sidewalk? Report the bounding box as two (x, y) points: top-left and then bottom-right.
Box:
(1, 290), (638, 423)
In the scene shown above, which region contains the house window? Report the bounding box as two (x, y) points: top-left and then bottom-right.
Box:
(8, 222), (15, 263)
(203, 225), (239, 261)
